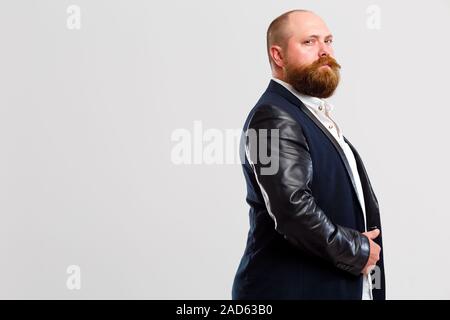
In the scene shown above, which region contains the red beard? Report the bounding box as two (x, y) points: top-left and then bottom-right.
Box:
(285, 55), (341, 98)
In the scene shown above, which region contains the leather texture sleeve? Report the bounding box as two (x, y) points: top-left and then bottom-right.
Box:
(246, 104), (370, 276)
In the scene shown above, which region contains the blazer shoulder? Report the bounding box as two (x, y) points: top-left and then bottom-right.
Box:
(245, 103), (310, 151)
(246, 103), (301, 130)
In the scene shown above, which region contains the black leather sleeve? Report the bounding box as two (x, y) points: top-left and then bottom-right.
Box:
(246, 104), (370, 276)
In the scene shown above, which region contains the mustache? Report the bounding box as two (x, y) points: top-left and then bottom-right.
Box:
(311, 56), (341, 70)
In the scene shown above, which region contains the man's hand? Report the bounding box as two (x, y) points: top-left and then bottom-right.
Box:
(361, 229), (381, 275)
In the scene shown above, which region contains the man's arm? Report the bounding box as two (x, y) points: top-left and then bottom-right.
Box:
(246, 104), (370, 276)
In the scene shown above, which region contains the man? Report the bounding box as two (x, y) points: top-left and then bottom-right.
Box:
(232, 10), (385, 300)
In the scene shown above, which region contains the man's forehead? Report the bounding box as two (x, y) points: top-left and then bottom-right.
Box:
(287, 12), (331, 37)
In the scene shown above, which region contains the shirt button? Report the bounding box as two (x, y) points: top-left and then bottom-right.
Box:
(318, 105), (323, 111)
(329, 125), (333, 129)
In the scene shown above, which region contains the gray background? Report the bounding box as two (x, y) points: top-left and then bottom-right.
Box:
(0, 0), (449, 299)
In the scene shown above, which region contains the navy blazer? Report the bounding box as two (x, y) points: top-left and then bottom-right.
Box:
(232, 80), (386, 300)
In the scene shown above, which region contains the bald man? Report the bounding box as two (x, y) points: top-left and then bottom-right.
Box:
(232, 10), (385, 300)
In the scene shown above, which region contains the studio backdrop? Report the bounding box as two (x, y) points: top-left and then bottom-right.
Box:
(0, 0), (449, 299)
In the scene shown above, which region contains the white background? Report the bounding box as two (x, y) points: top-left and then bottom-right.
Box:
(0, 0), (449, 299)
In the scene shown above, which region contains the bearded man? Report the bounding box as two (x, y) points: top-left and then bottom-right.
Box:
(232, 9), (386, 300)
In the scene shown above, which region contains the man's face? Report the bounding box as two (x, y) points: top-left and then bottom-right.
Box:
(283, 12), (341, 98)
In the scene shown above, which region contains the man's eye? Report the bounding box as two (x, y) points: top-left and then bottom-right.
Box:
(304, 40), (314, 45)
(325, 39), (333, 44)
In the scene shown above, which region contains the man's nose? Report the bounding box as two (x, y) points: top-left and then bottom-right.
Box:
(318, 42), (332, 57)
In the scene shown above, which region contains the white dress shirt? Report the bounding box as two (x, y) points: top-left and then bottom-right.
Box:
(272, 78), (373, 300)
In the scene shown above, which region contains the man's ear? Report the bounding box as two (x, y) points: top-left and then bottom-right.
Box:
(270, 45), (285, 69)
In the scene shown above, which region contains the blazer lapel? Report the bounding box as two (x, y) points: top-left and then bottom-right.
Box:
(343, 138), (381, 229)
(297, 104), (365, 212)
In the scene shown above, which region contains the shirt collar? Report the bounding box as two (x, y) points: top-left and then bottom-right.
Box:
(271, 77), (334, 113)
